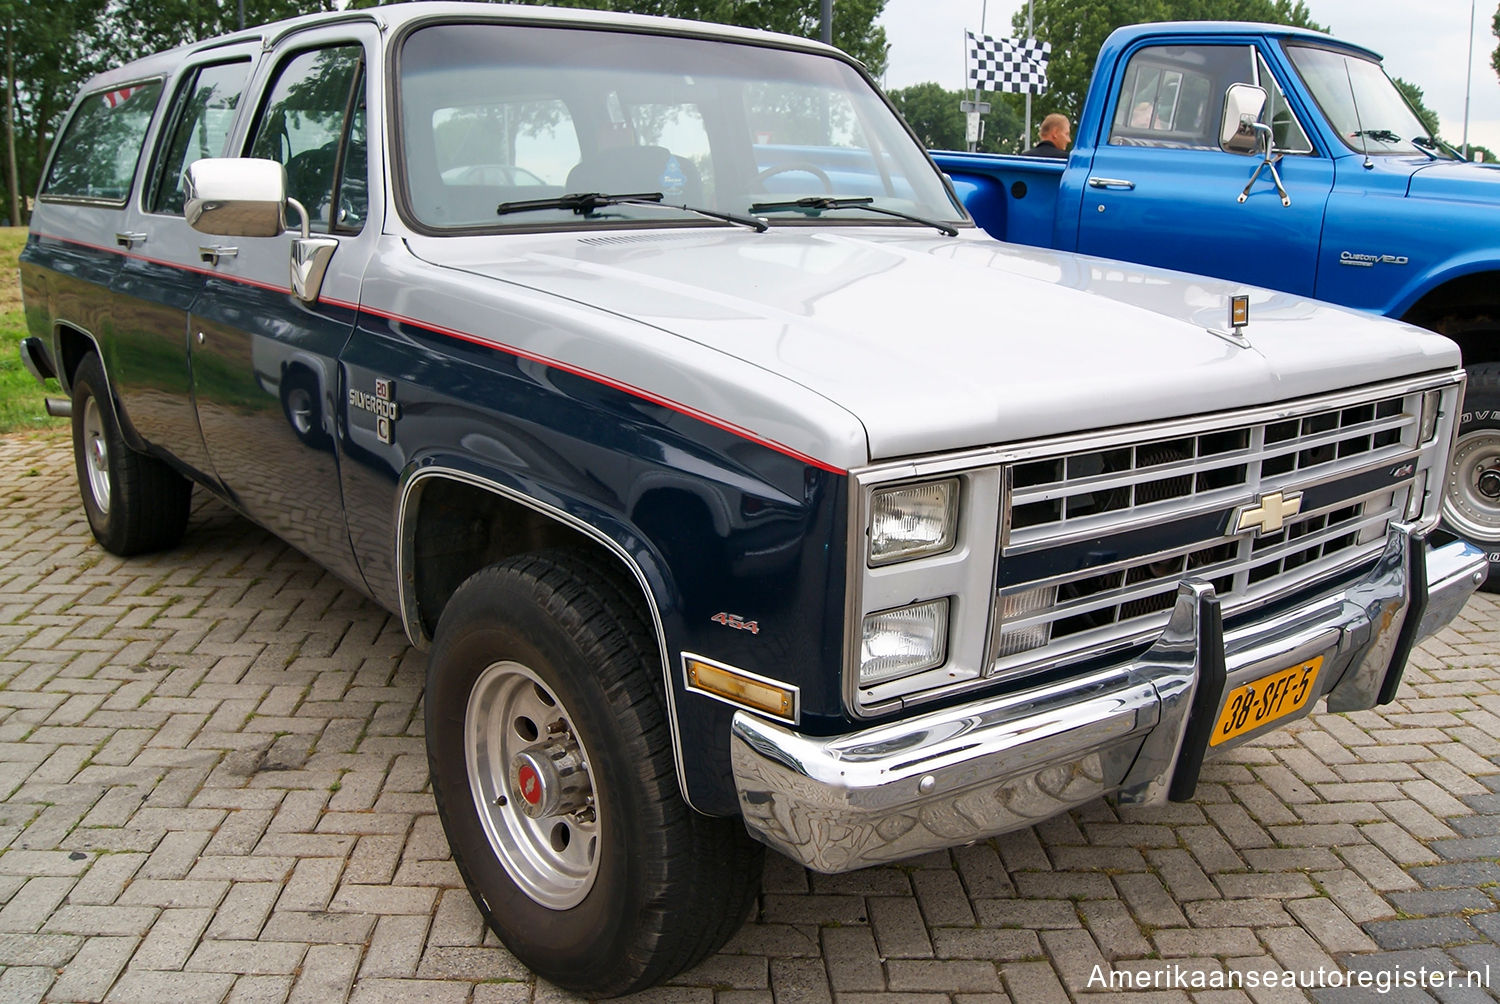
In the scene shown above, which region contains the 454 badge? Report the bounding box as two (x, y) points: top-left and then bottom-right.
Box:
(350, 378), (400, 444)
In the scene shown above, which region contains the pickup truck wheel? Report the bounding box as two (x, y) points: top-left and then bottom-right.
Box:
(1443, 362), (1500, 592)
(425, 553), (764, 996)
(70, 354), (192, 556)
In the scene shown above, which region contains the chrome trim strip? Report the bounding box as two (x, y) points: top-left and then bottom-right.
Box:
(395, 464), (695, 809)
(681, 651), (801, 725)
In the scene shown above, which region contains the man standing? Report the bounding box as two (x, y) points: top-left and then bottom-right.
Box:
(1023, 114), (1071, 157)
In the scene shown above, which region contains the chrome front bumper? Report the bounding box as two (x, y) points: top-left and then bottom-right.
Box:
(730, 527), (1486, 873)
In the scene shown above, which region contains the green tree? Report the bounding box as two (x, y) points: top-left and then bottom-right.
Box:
(1494, 3), (1499, 79)
(888, 82), (1028, 152)
(501, 0), (889, 75)
(1009, 0), (1323, 124)
(1392, 77), (1441, 139)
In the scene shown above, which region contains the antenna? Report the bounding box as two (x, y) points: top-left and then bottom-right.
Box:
(1345, 60), (1373, 170)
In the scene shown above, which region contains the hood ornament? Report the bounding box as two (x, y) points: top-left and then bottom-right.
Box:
(1207, 293), (1253, 348)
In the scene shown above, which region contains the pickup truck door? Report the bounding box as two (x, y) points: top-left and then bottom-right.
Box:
(187, 29), (379, 585)
(108, 49), (259, 480)
(1075, 41), (1333, 295)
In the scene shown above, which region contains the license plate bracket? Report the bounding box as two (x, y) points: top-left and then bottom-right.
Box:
(1210, 656), (1323, 747)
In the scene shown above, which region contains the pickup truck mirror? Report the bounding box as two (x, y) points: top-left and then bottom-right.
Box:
(1220, 84), (1268, 155)
(184, 158), (289, 238)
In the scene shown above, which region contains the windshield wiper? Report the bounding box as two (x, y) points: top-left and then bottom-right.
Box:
(1349, 129), (1402, 144)
(1410, 135), (1462, 161)
(747, 196), (959, 237)
(497, 191), (766, 231)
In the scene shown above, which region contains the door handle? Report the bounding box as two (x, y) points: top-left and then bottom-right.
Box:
(1088, 177), (1136, 190)
(199, 245), (238, 265)
(115, 231), (147, 249)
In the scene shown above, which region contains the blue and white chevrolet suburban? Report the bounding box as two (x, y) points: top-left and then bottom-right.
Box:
(17, 3), (1488, 994)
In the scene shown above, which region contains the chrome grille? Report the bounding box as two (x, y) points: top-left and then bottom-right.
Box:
(991, 390), (1421, 678)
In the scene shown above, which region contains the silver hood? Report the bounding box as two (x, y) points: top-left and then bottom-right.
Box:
(406, 227), (1459, 467)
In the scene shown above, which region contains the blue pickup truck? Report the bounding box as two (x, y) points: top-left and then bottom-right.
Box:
(932, 22), (1500, 584)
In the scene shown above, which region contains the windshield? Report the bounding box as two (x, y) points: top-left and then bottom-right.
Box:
(1285, 44), (1448, 157)
(398, 23), (963, 231)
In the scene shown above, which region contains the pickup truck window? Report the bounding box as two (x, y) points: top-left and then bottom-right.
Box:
(248, 45), (367, 232)
(1254, 51), (1313, 154)
(397, 23), (962, 231)
(1285, 44), (1444, 157)
(1109, 44), (1310, 156)
(148, 60), (252, 215)
(42, 81), (164, 203)
(1110, 45), (1248, 149)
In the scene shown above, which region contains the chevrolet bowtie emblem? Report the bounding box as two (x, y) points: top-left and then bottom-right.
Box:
(1231, 490), (1302, 536)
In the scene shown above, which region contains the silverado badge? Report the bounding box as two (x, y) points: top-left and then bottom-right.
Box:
(349, 378), (400, 444)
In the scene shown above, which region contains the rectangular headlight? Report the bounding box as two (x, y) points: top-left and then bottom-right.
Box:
(869, 479), (958, 566)
(860, 599), (949, 686)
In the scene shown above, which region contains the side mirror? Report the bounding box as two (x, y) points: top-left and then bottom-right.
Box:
(1220, 83), (1268, 155)
(184, 157), (337, 303)
(184, 158), (289, 237)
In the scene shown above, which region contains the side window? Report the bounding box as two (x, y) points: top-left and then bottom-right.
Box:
(1110, 45), (1253, 150)
(148, 60), (252, 215)
(247, 45), (364, 233)
(1256, 52), (1313, 154)
(43, 81), (165, 202)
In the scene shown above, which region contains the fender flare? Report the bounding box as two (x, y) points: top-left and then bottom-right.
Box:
(394, 457), (700, 809)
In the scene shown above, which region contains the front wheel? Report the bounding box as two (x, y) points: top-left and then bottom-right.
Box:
(1442, 362), (1500, 591)
(425, 553), (763, 996)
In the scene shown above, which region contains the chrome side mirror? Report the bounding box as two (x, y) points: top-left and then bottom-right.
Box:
(184, 158), (288, 237)
(1220, 83), (1268, 155)
(184, 157), (337, 303)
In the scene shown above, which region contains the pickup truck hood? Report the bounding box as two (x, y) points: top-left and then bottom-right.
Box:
(1407, 158), (1500, 204)
(407, 228), (1458, 464)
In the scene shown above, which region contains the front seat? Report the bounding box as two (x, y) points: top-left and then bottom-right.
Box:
(565, 144), (702, 203)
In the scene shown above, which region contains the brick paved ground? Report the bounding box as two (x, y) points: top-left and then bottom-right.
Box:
(3, 428), (1499, 1003)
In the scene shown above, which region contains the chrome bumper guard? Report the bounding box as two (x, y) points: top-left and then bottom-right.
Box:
(730, 526), (1486, 873)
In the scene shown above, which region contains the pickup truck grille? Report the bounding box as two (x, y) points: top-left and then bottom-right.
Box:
(989, 389), (1423, 678)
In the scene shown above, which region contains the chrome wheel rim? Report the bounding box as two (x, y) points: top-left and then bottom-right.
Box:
(82, 396), (111, 515)
(1443, 430), (1500, 541)
(465, 661), (601, 909)
(286, 387), (315, 436)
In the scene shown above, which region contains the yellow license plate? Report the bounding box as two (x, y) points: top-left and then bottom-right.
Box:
(1210, 656), (1322, 747)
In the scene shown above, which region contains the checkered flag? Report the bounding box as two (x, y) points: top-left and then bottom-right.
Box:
(966, 31), (1050, 94)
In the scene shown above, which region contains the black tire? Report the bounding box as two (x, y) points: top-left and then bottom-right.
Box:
(70, 354), (193, 556)
(1443, 362), (1500, 592)
(424, 553), (764, 997)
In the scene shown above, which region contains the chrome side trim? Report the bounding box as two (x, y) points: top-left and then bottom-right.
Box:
(395, 464), (694, 809)
(1416, 539), (1488, 641)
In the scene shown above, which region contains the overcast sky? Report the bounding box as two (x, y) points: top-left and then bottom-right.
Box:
(876, 0), (1500, 154)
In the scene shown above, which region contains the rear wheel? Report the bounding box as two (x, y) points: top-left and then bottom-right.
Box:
(70, 354), (192, 556)
(425, 553), (763, 996)
(1443, 361), (1500, 592)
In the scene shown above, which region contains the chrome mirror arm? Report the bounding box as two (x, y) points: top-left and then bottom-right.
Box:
(1236, 123), (1291, 207)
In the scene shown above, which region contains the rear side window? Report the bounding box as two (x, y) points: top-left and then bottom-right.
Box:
(43, 81), (164, 202)
(148, 60), (252, 215)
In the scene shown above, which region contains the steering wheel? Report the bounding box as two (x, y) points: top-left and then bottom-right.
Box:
(753, 161), (834, 193)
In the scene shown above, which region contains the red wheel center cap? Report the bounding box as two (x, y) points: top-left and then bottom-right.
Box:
(516, 763), (543, 806)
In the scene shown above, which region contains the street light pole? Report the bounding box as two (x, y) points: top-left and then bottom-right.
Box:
(821, 0), (832, 45)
